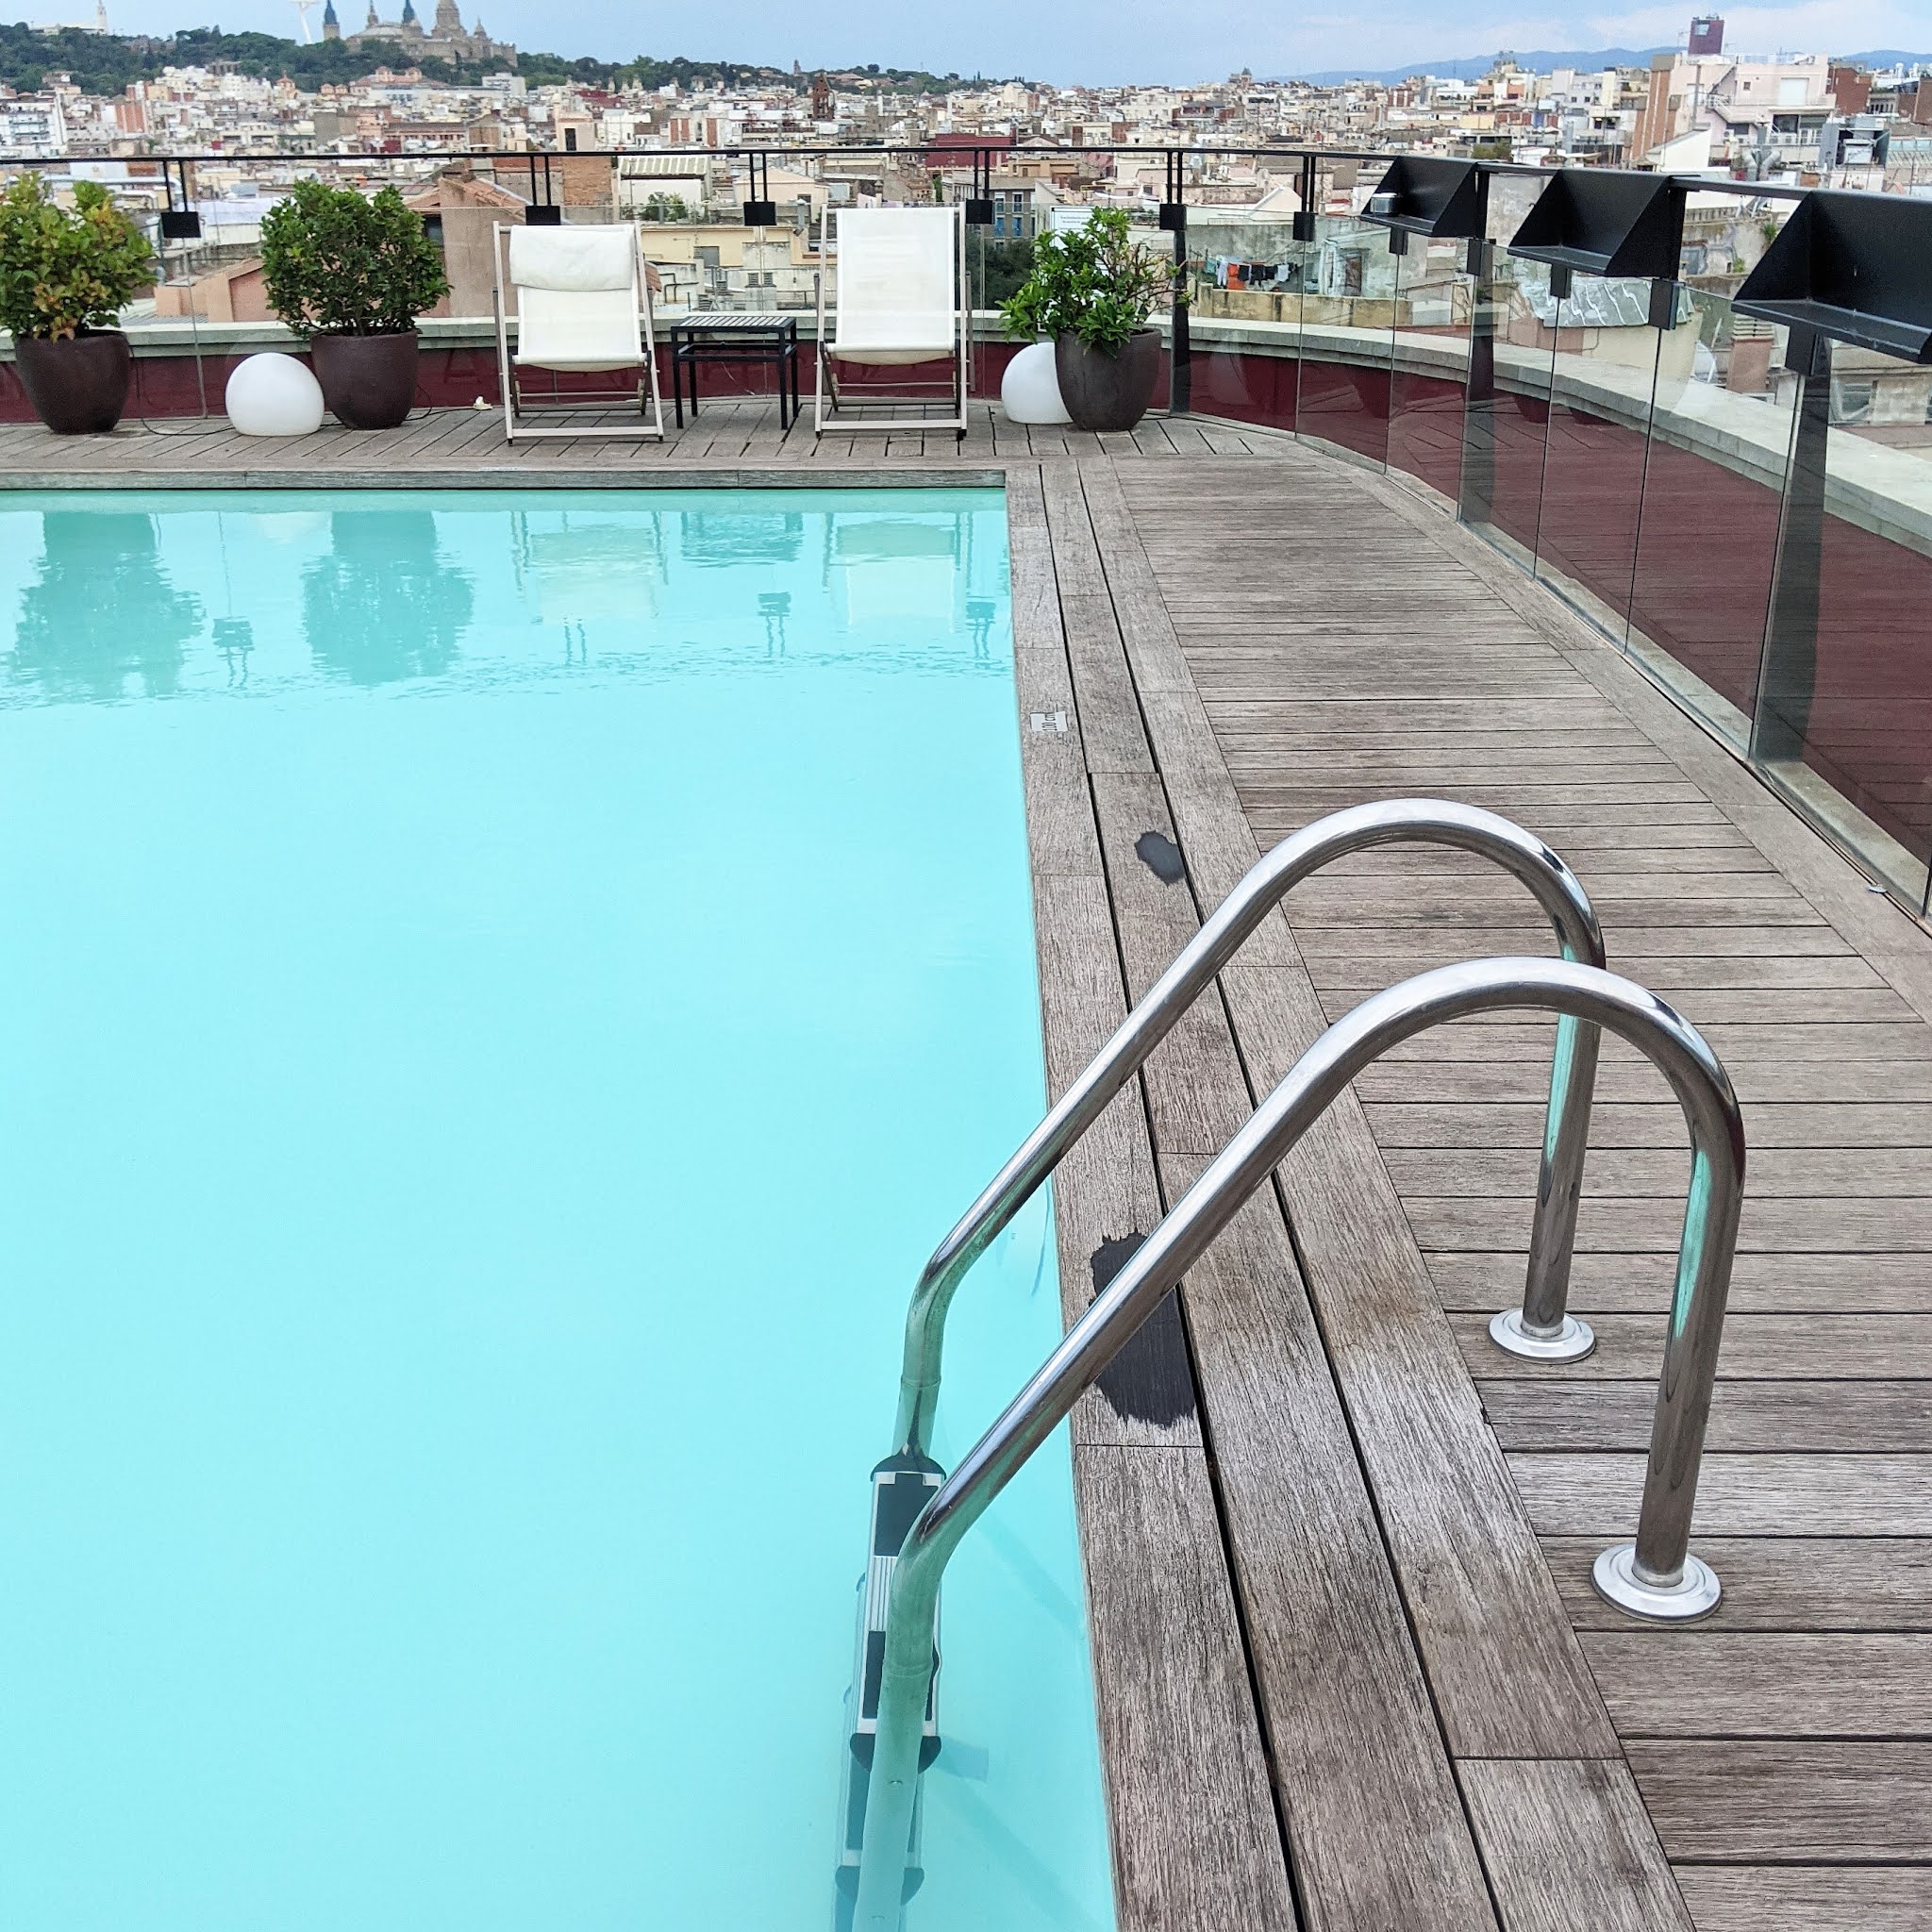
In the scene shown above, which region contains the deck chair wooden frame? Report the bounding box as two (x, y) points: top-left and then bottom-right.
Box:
(813, 206), (969, 441)
(493, 221), (666, 441)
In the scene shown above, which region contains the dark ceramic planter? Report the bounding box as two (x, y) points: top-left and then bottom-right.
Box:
(309, 329), (420, 430)
(1054, 328), (1161, 432)
(14, 330), (133, 434)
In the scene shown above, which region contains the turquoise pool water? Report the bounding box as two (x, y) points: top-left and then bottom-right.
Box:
(0, 490), (1115, 1932)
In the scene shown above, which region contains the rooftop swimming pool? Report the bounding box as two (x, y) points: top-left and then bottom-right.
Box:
(0, 489), (1115, 1932)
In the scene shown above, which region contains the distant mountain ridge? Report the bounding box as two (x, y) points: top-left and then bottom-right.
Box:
(1290, 45), (1930, 84)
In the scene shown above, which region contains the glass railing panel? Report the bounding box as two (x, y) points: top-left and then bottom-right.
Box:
(1388, 238), (1474, 503)
(1296, 216), (1393, 466)
(1752, 336), (1932, 907)
(1458, 245), (1555, 569)
(1184, 218), (1303, 434)
(1532, 275), (1666, 636)
(1626, 290), (1798, 749)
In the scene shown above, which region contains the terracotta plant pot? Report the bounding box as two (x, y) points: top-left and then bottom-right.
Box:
(1054, 328), (1161, 432)
(13, 330), (134, 434)
(309, 329), (420, 430)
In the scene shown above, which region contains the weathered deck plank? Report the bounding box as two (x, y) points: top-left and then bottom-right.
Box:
(1457, 1759), (1690, 1932)
(1674, 1866), (1932, 1930)
(1628, 1740), (1932, 1861)
(1580, 1631), (1932, 1736)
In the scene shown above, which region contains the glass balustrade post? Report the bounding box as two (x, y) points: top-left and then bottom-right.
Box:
(1458, 238), (1497, 527)
(1750, 326), (1832, 767)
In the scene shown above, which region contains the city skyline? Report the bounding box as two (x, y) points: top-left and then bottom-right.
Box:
(22, 0), (1930, 83)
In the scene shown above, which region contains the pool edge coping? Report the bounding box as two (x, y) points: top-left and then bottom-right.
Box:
(0, 467), (1009, 493)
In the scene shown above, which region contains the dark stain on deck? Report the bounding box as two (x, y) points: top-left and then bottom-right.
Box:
(1090, 1232), (1197, 1426)
(1135, 829), (1188, 885)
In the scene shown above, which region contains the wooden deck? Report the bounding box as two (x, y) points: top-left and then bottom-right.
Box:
(0, 394), (1281, 486)
(6, 403), (1929, 1929)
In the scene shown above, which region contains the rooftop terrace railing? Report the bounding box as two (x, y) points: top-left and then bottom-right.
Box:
(1180, 201), (1932, 921)
(4, 147), (1928, 914)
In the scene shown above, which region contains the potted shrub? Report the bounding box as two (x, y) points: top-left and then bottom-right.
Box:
(259, 181), (447, 430)
(1002, 208), (1171, 432)
(0, 174), (155, 435)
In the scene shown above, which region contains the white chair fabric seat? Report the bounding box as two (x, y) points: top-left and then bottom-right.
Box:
(512, 286), (642, 370)
(816, 207), (967, 433)
(493, 221), (665, 441)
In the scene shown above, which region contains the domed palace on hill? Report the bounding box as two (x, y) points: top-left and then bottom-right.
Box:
(323, 0), (515, 66)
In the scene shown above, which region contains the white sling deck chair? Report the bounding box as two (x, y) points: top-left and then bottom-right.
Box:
(492, 222), (665, 441)
(813, 206), (969, 440)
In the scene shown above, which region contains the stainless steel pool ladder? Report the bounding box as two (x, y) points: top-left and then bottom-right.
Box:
(850, 955), (1747, 1931)
(840, 801), (1607, 1908)
(893, 797), (1607, 1478)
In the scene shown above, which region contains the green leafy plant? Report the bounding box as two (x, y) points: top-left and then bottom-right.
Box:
(258, 180), (447, 338)
(638, 192), (693, 223)
(0, 174), (153, 341)
(1001, 208), (1169, 356)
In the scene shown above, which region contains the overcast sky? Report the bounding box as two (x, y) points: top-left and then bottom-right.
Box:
(76, 0), (1932, 81)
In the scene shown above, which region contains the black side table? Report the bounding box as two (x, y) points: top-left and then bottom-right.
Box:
(669, 313), (802, 430)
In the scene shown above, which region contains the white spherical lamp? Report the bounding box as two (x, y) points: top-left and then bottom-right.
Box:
(225, 353), (325, 437)
(1001, 341), (1071, 425)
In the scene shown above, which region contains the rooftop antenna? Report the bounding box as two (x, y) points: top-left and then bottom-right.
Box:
(291, 0), (318, 40)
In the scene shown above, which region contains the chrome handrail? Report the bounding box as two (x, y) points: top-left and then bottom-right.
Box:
(851, 957), (1745, 1929)
(891, 799), (1605, 1463)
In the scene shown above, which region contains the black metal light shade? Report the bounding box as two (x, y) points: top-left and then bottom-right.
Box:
(1158, 200), (1186, 231)
(1507, 169), (1683, 280)
(1291, 209), (1315, 242)
(741, 198), (777, 226)
(1363, 156), (1487, 240)
(159, 208), (202, 241)
(525, 203), (563, 226)
(963, 197), (993, 226)
(1735, 190), (1932, 362)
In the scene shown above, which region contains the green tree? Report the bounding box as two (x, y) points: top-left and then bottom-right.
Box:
(977, 238), (1035, 308)
(259, 181), (446, 338)
(0, 175), (153, 341)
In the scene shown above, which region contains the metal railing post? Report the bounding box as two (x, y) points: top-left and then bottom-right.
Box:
(850, 956), (1744, 1927)
(891, 799), (1603, 1465)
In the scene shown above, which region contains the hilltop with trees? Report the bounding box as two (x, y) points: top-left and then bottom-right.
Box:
(0, 22), (1003, 95)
